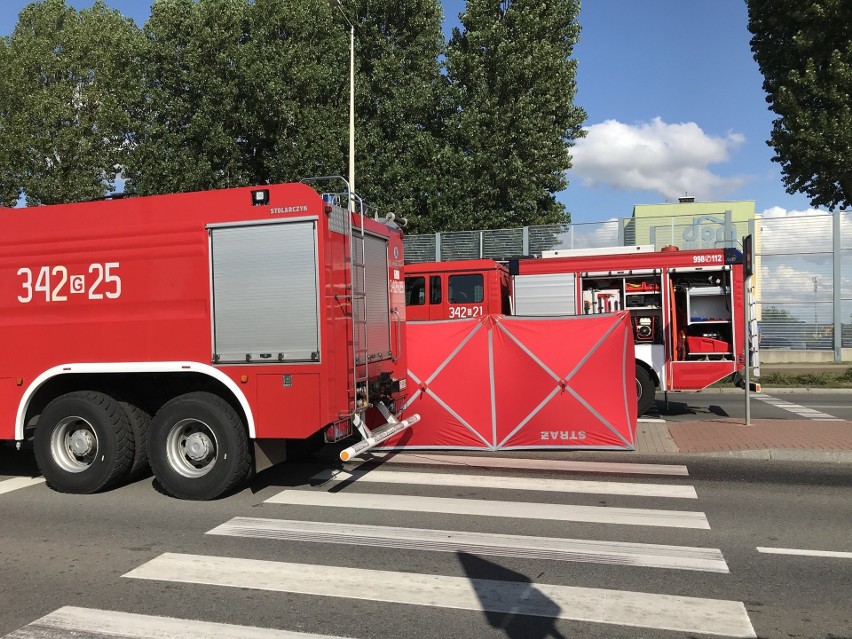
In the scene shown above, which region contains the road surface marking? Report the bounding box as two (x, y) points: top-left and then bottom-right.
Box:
(757, 547), (852, 559)
(125, 553), (755, 638)
(265, 490), (710, 529)
(1, 606), (345, 638)
(361, 453), (689, 476)
(311, 468), (697, 499)
(754, 395), (843, 420)
(0, 477), (45, 496)
(209, 516), (729, 572)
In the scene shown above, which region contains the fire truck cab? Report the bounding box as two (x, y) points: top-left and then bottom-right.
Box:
(405, 246), (752, 415)
(404, 258), (509, 321)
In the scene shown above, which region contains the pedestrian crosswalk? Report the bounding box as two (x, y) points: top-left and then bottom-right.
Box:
(3, 606), (340, 639)
(208, 517), (729, 572)
(124, 553), (753, 638)
(265, 489), (711, 528)
(755, 394), (844, 420)
(1, 458), (758, 639)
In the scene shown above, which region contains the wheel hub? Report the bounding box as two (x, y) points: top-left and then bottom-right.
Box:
(69, 429), (95, 456)
(184, 432), (212, 462)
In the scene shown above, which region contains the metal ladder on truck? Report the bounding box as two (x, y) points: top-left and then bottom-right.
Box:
(339, 190), (419, 462)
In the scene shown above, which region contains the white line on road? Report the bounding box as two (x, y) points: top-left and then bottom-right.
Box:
(362, 453), (690, 476)
(0, 477), (45, 496)
(311, 468), (698, 499)
(264, 490), (711, 529)
(754, 395), (843, 420)
(125, 553), (755, 638)
(208, 516), (729, 572)
(757, 547), (852, 559)
(1, 606), (346, 639)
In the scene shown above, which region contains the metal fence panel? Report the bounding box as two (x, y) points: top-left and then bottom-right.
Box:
(482, 227), (525, 259)
(405, 234), (437, 263)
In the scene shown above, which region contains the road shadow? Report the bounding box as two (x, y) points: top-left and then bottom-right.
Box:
(654, 400), (730, 418)
(248, 442), (416, 496)
(654, 399), (695, 416)
(0, 442), (40, 478)
(457, 552), (568, 639)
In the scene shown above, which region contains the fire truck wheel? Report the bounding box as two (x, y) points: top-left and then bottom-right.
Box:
(120, 402), (151, 481)
(636, 365), (656, 416)
(149, 392), (251, 501)
(34, 391), (135, 494)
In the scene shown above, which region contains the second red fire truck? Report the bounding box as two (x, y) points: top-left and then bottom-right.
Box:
(405, 245), (754, 414)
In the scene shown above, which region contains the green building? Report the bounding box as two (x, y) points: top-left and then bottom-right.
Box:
(625, 197), (755, 250)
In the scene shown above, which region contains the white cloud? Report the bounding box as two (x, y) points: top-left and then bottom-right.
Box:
(759, 206), (828, 218)
(571, 117), (746, 199)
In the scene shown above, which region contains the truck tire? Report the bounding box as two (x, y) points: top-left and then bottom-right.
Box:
(636, 365), (656, 416)
(33, 391), (135, 494)
(120, 401), (151, 481)
(149, 392), (251, 500)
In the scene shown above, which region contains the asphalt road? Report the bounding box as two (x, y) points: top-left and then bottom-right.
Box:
(0, 446), (850, 639)
(650, 388), (852, 422)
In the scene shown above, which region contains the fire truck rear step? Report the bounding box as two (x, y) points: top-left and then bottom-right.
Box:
(339, 402), (420, 462)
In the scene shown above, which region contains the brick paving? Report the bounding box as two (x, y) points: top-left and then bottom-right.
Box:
(665, 418), (852, 453)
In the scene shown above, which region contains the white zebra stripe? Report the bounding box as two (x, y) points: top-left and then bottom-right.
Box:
(208, 516), (729, 572)
(754, 395), (843, 420)
(757, 547), (852, 559)
(362, 453), (690, 475)
(311, 468), (698, 499)
(264, 490), (711, 529)
(0, 477), (45, 496)
(124, 553), (755, 637)
(1, 606), (345, 639)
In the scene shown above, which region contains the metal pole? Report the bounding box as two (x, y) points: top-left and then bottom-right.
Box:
(744, 274), (751, 425)
(833, 211), (842, 361)
(348, 23), (355, 213)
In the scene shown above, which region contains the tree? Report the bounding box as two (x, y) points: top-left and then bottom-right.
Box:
(443, 0), (586, 231)
(340, 0), (450, 232)
(236, 0), (348, 187)
(0, 40), (21, 207)
(1, 0), (142, 205)
(127, 0), (352, 196)
(747, 0), (852, 211)
(125, 0), (254, 195)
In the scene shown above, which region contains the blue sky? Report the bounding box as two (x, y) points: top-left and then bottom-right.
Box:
(1, 0), (822, 222)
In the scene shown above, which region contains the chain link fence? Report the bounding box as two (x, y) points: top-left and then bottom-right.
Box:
(404, 211), (851, 361)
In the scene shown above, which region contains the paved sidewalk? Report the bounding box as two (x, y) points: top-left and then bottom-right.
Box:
(636, 417), (852, 463)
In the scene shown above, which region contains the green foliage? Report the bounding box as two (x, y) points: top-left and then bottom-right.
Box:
(0, 0), (587, 233)
(125, 0), (254, 194)
(443, 0), (586, 231)
(758, 368), (852, 388)
(125, 0), (349, 195)
(0, 40), (20, 207)
(747, 0), (852, 211)
(346, 0), (449, 232)
(0, 0), (141, 205)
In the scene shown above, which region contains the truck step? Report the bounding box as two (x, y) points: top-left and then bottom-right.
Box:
(339, 413), (420, 462)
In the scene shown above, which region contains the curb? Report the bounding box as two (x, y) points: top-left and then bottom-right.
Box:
(639, 449), (852, 464)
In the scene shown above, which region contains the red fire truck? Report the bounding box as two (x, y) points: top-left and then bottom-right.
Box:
(0, 182), (416, 500)
(405, 246), (754, 414)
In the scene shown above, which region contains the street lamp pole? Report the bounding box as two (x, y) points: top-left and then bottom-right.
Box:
(330, 0), (356, 213)
(348, 21), (355, 211)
